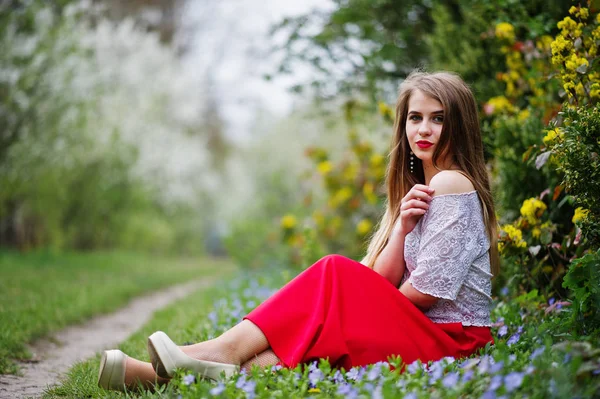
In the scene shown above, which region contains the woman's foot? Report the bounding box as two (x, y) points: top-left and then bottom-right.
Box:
(147, 331), (240, 380)
(98, 350), (169, 392)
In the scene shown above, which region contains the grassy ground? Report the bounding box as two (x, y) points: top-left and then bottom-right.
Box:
(46, 268), (600, 398)
(0, 250), (235, 375)
(44, 281), (229, 399)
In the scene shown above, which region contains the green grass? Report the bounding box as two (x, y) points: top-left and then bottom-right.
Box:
(44, 281), (225, 398)
(0, 250), (235, 375)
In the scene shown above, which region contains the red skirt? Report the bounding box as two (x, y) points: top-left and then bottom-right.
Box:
(244, 254), (492, 370)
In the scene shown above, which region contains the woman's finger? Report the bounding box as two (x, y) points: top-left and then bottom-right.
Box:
(400, 199), (430, 211)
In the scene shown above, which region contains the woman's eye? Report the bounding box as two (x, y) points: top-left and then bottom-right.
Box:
(433, 115), (444, 123)
(409, 115), (421, 121)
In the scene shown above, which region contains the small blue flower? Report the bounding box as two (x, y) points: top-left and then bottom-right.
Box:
(482, 389), (496, 398)
(548, 297), (556, 305)
(563, 353), (572, 364)
(182, 374), (196, 386)
(404, 392), (418, 399)
(337, 383), (358, 399)
(504, 371), (524, 392)
(235, 374), (246, 389)
(367, 364), (381, 381)
(525, 365), (535, 375)
(530, 347), (545, 360)
(308, 369), (324, 386)
(489, 375), (503, 391)
(497, 325), (508, 337)
(406, 361), (422, 374)
(507, 333), (520, 346)
(270, 364), (282, 372)
(508, 354), (517, 363)
(346, 367), (364, 381)
(490, 361), (504, 374)
(210, 382), (225, 396)
(363, 383), (374, 392)
(372, 384), (383, 399)
(478, 356), (492, 374)
(442, 371), (460, 388)
(462, 370), (474, 382)
(501, 287), (509, 296)
(332, 370), (345, 384)
(428, 361), (444, 383)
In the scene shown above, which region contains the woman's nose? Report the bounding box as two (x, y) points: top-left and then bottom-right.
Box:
(418, 121), (432, 135)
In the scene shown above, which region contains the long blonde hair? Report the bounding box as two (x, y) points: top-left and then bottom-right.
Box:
(362, 71), (500, 276)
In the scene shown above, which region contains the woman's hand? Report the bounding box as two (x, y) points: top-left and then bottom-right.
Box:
(394, 184), (435, 236)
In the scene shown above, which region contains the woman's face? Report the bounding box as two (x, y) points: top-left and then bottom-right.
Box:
(405, 89), (444, 166)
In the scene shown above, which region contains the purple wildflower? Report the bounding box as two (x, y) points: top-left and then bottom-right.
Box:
(490, 361), (504, 374)
(548, 297), (555, 305)
(332, 370), (345, 384)
(530, 347), (545, 360)
(462, 370), (474, 382)
(235, 374), (246, 389)
(489, 375), (503, 391)
(362, 383), (374, 393)
(497, 325), (508, 337)
(242, 380), (256, 399)
(504, 371), (524, 392)
(507, 333), (520, 346)
(337, 383), (358, 399)
(210, 383), (225, 396)
(428, 361), (444, 383)
(442, 371), (460, 388)
(478, 356), (492, 374)
(182, 374), (196, 386)
(346, 367), (364, 381)
(367, 364), (382, 381)
(482, 390), (496, 399)
(308, 369), (324, 386)
(406, 361), (422, 374)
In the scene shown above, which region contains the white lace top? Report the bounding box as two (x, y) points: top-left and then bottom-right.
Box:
(402, 191), (493, 327)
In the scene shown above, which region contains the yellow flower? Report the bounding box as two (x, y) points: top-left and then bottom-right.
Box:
(356, 219), (373, 235)
(520, 198), (547, 225)
(329, 187), (353, 207)
(532, 227), (541, 238)
(501, 224), (527, 248)
(495, 22), (516, 42)
(543, 128), (563, 146)
(536, 35), (553, 51)
(378, 101), (394, 120)
(363, 182), (378, 204)
(342, 163), (358, 181)
(572, 207), (589, 224)
(517, 109), (530, 122)
(308, 388), (321, 393)
(485, 96), (514, 115)
(281, 214), (297, 229)
(370, 153), (385, 167)
(317, 161), (333, 175)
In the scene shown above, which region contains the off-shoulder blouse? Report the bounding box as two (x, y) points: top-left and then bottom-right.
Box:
(402, 191), (493, 327)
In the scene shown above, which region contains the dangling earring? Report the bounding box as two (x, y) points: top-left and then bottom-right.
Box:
(409, 151), (414, 173)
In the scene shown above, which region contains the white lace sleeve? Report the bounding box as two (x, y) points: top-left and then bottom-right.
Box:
(408, 192), (485, 300)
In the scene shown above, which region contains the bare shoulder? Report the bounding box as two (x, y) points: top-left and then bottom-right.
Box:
(429, 170), (475, 196)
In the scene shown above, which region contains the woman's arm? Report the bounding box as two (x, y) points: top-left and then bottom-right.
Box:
(372, 230), (406, 287)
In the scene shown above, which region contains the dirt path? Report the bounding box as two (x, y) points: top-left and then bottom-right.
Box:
(0, 279), (213, 399)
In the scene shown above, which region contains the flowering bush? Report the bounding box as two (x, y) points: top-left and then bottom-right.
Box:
(278, 106), (388, 267)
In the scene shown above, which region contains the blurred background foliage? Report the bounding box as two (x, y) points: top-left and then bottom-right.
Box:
(1, 0), (599, 332)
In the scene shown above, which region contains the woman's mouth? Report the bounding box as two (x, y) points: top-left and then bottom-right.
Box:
(416, 141), (433, 149)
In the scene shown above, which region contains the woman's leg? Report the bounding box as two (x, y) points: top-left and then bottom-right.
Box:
(241, 349), (280, 372)
(177, 319), (269, 365)
(124, 357), (169, 390)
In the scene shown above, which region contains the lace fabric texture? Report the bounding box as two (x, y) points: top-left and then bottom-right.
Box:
(403, 191), (493, 327)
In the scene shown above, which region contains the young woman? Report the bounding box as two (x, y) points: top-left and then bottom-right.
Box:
(98, 71), (499, 391)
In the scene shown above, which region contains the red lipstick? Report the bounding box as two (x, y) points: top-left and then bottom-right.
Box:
(416, 141), (433, 149)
